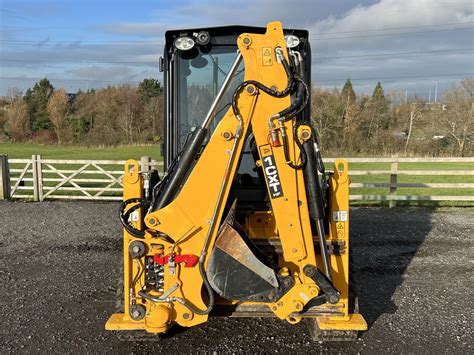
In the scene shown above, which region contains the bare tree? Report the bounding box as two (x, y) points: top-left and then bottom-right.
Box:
(435, 80), (473, 156)
(311, 87), (344, 151)
(404, 103), (423, 155)
(143, 95), (163, 140)
(47, 89), (70, 144)
(5, 90), (29, 141)
(116, 86), (141, 143)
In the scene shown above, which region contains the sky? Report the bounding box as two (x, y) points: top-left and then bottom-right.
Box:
(1, 0), (473, 99)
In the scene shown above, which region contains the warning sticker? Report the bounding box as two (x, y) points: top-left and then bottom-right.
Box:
(129, 210), (139, 222)
(333, 210), (348, 221)
(336, 222), (345, 238)
(262, 47), (273, 66)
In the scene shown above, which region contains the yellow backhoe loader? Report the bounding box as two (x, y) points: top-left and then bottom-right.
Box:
(106, 21), (367, 341)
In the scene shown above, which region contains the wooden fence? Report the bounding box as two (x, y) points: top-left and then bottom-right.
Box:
(2, 155), (162, 201)
(1, 155), (473, 205)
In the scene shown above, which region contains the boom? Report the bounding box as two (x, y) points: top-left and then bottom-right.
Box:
(106, 21), (367, 341)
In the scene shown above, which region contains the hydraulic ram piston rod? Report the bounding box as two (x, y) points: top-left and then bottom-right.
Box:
(153, 52), (243, 210)
(202, 52), (243, 129)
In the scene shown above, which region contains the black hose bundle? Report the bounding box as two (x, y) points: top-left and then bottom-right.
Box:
(119, 198), (149, 238)
(231, 49), (295, 121)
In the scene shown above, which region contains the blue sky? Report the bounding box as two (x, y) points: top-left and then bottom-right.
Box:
(1, 0), (473, 99)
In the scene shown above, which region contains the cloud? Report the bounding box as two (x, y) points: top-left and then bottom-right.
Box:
(99, 0), (366, 36)
(301, 0), (474, 96)
(1, 0), (473, 97)
(310, 0), (473, 36)
(65, 65), (135, 79)
(1, 0), (65, 18)
(99, 23), (168, 37)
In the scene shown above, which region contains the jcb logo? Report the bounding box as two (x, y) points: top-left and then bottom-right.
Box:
(260, 145), (284, 199)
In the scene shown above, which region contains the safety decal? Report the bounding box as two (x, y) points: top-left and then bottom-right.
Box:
(336, 222), (345, 238)
(262, 47), (273, 66)
(333, 210), (348, 221)
(259, 144), (284, 199)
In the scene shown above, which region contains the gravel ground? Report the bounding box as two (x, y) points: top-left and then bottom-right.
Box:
(1, 201), (472, 354)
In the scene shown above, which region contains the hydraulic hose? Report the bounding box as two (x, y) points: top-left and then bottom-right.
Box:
(137, 290), (212, 316)
(232, 47), (294, 122)
(281, 127), (306, 169)
(119, 198), (148, 238)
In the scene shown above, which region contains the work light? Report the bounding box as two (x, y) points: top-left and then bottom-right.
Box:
(174, 36), (195, 51)
(284, 35), (300, 48)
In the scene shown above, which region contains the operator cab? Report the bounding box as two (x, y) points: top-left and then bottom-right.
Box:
(160, 25), (311, 209)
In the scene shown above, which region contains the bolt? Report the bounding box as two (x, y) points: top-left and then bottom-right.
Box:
(278, 267), (289, 277)
(223, 132), (231, 139)
(272, 306), (277, 311)
(302, 131), (310, 139)
(292, 248), (298, 253)
(289, 223), (293, 227)
(132, 310), (140, 318)
(149, 218), (156, 225)
(132, 246), (140, 253)
(183, 312), (191, 320)
(246, 86), (255, 94)
(277, 302), (283, 307)
(243, 38), (250, 45)
(270, 86), (277, 91)
(304, 267), (315, 277)
(330, 294), (340, 304)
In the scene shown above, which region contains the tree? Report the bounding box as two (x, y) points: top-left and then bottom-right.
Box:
(24, 78), (54, 132)
(5, 90), (29, 141)
(434, 79), (473, 156)
(138, 78), (163, 138)
(47, 89), (70, 144)
(372, 81), (385, 101)
(117, 86), (143, 143)
(68, 90), (95, 143)
(311, 87), (345, 152)
(138, 78), (162, 104)
(363, 82), (391, 150)
(341, 78), (356, 106)
(143, 96), (163, 140)
(404, 103), (423, 154)
(460, 77), (474, 99)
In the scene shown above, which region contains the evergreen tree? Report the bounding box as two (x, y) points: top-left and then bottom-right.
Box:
(341, 78), (356, 105)
(138, 78), (162, 104)
(372, 81), (385, 101)
(24, 78), (54, 131)
(369, 81), (391, 131)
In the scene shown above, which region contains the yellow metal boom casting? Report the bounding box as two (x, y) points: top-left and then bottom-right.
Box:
(106, 21), (367, 337)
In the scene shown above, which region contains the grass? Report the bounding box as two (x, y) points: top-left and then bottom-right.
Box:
(0, 142), (162, 161)
(311, 161), (473, 207)
(1, 143), (163, 199)
(2, 142), (473, 206)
